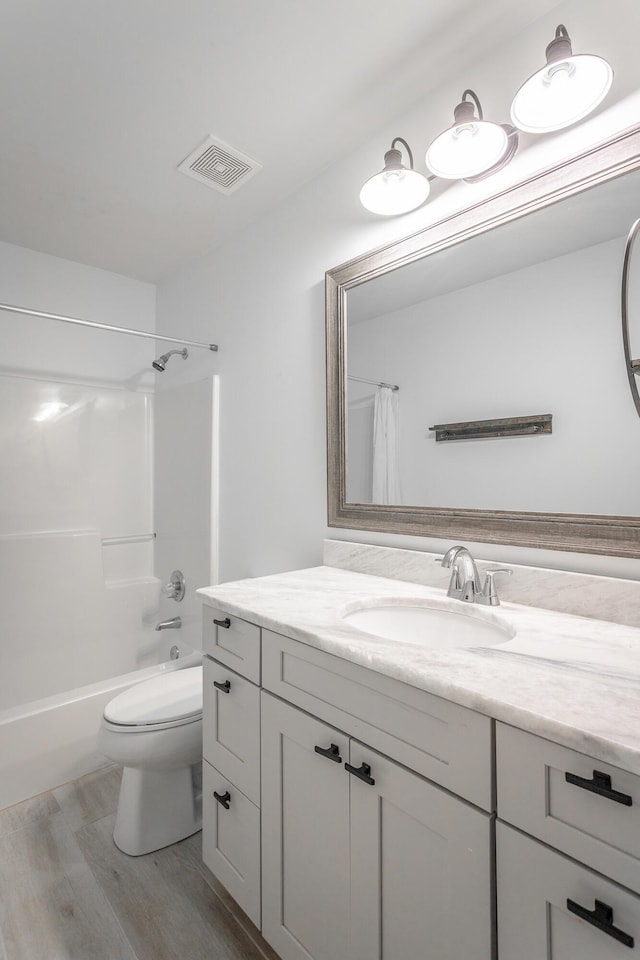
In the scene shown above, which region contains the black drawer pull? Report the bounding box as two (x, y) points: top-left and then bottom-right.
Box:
(213, 679), (231, 693)
(314, 743), (342, 763)
(213, 617), (231, 628)
(213, 790), (231, 809)
(565, 770), (632, 806)
(345, 761), (375, 785)
(567, 899), (634, 948)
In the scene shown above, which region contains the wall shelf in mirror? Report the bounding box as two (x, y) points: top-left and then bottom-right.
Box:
(429, 414), (552, 442)
(326, 122), (640, 557)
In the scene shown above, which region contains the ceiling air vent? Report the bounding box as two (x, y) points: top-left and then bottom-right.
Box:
(177, 135), (262, 195)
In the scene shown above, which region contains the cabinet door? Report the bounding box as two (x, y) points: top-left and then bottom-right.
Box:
(261, 693), (350, 960)
(349, 742), (494, 960)
(497, 822), (640, 959)
(203, 657), (261, 804)
(202, 761), (261, 928)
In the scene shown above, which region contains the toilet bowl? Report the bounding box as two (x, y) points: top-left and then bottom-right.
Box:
(99, 665), (203, 856)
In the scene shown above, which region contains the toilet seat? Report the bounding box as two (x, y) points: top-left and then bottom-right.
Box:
(104, 665), (203, 731)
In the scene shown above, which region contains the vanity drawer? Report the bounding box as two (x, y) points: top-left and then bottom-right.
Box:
(202, 605), (261, 684)
(203, 760), (261, 929)
(496, 723), (640, 893)
(262, 629), (493, 810)
(497, 822), (640, 959)
(203, 657), (261, 805)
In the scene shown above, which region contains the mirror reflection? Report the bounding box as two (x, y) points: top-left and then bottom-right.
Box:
(346, 167), (640, 515)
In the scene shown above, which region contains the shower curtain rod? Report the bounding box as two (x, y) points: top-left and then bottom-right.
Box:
(0, 301), (218, 352)
(348, 374), (399, 392)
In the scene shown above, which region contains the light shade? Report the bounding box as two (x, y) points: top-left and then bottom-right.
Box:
(511, 25), (613, 133)
(426, 91), (510, 180)
(360, 138), (430, 216)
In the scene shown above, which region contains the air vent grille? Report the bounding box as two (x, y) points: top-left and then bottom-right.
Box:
(177, 136), (262, 195)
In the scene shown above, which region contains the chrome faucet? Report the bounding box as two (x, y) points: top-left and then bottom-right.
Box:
(437, 546), (512, 606)
(155, 616), (182, 631)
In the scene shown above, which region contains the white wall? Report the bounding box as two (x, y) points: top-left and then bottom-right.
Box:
(0, 242), (160, 709)
(157, 0), (640, 583)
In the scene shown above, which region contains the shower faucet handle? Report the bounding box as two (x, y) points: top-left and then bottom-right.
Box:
(162, 570), (186, 602)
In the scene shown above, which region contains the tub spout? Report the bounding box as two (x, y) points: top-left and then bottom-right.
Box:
(155, 616), (182, 631)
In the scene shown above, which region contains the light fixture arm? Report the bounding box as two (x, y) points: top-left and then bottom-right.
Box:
(389, 137), (414, 169)
(546, 24), (573, 64)
(461, 89), (483, 120)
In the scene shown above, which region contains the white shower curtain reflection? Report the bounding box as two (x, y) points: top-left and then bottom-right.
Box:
(372, 385), (401, 504)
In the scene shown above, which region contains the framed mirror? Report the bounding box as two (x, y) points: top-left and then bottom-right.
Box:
(326, 123), (640, 557)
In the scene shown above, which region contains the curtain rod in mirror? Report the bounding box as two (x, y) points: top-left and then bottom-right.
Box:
(348, 375), (400, 392)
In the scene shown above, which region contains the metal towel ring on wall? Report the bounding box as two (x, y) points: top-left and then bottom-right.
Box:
(622, 217), (640, 417)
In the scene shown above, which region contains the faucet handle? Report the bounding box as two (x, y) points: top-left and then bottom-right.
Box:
(481, 568), (513, 606)
(161, 569), (186, 602)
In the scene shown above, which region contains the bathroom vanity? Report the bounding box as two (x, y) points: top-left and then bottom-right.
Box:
(198, 562), (640, 960)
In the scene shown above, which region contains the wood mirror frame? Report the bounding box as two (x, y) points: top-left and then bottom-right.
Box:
(326, 123), (640, 558)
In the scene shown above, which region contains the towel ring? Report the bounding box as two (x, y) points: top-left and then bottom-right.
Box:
(622, 216), (640, 417)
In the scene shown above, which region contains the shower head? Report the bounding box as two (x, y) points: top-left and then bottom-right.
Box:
(152, 348), (188, 372)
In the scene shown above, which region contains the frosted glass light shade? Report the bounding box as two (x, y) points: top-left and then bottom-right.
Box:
(360, 166), (429, 215)
(426, 120), (509, 180)
(511, 53), (613, 133)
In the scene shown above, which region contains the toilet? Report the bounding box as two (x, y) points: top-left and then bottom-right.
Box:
(99, 665), (203, 856)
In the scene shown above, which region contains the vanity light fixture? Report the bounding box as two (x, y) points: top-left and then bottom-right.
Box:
(425, 90), (513, 181)
(359, 137), (430, 215)
(510, 24), (613, 133)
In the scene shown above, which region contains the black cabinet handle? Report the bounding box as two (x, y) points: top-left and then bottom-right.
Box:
(567, 899), (634, 947)
(213, 617), (231, 628)
(314, 743), (342, 763)
(565, 770), (632, 806)
(213, 679), (231, 693)
(213, 790), (231, 809)
(345, 761), (375, 785)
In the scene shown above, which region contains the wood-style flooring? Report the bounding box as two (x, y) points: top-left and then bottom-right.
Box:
(0, 766), (278, 960)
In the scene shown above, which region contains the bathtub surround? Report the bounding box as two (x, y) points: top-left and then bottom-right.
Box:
(0, 242), (158, 712)
(0, 375), (155, 709)
(153, 376), (219, 650)
(324, 540), (640, 628)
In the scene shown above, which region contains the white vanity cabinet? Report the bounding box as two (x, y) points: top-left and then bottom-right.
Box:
(201, 605), (494, 960)
(496, 723), (640, 958)
(200, 576), (640, 960)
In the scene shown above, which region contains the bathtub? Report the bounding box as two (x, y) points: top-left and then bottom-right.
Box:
(0, 640), (201, 810)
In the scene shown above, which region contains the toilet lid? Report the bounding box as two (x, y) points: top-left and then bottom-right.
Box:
(104, 665), (203, 726)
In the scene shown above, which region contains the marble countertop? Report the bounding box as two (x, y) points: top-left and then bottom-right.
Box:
(198, 565), (640, 775)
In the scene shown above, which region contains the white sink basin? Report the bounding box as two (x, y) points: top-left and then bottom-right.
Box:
(342, 600), (514, 650)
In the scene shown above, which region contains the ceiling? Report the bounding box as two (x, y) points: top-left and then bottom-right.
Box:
(0, 0), (563, 283)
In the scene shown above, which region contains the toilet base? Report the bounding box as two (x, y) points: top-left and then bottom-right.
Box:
(113, 763), (202, 856)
